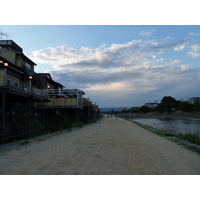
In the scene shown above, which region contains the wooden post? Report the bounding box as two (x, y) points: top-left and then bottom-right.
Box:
(42, 101), (46, 132)
(1, 92), (5, 144)
(53, 96), (56, 130)
(76, 89), (79, 122)
(65, 96), (66, 118)
(28, 97), (31, 137)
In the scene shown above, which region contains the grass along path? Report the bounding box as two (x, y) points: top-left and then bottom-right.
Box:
(0, 115), (199, 175)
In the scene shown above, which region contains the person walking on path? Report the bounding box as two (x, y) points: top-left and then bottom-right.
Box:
(115, 113), (118, 119)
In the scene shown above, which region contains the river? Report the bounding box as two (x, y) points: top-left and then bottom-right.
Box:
(131, 118), (200, 136)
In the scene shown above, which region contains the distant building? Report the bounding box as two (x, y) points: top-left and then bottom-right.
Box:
(181, 98), (190, 102)
(144, 102), (159, 108)
(189, 97), (200, 103)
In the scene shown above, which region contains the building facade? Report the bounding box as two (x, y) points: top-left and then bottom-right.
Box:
(0, 40), (100, 144)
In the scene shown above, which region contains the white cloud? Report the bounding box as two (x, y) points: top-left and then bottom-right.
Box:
(167, 59), (181, 66)
(156, 58), (164, 62)
(139, 29), (155, 36)
(174, 45), (185, 51)
(187, 52), (200, 58)
(164, 36), (170, 40)
(30, 37), (200, 107)
(86, 82), (132, 92)
(191, 44), (200, 52)
(188, 32), (199, 36)
(187, 44), (200, 58)
(180, 64), (191, 70)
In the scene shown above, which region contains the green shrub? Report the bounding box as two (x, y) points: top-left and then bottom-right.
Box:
(176, 133), (200, 145)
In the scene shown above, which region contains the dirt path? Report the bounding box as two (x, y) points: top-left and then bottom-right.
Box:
(0, 115), (199, 175)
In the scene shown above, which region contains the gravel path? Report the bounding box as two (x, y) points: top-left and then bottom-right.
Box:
(0, 115), (199, 175)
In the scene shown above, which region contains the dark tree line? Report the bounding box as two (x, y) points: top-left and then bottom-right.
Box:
(155, 96), (180, 112)
(157, 96), (200, 112)
(120, 96), (200, 114)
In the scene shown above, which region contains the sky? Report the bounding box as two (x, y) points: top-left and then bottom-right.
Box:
(0, 25), (200, 107)
(1, 0), (200, 108)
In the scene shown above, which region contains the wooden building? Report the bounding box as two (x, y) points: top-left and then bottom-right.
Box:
(0, 40), (48, 144)
(0, 40), (100, 145)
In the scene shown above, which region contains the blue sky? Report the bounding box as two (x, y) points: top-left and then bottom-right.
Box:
(1, 25), (200, 107)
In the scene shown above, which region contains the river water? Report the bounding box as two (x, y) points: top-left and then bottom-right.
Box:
(131, 118), (200, 136)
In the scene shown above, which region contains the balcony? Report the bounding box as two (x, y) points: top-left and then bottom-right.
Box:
(0, 74), (48, 100)
(37, 97), (83, 109)
(36, 89), (84, 109)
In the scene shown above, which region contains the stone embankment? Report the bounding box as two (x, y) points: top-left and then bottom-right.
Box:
(0, 115), (199, 175)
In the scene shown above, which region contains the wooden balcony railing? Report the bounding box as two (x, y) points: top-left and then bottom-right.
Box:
(36, 97), (83, 109)
(0, 74), (48, 99)
(42, 88), (84, 98)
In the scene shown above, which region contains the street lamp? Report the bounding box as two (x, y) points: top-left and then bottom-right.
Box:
(0, 60), (8, 67)
(0, 60), (9, 87)
(29, 76), (32, 91)
(65, 95), (67, 118)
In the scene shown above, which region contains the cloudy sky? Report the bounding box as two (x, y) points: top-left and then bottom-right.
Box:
(1, 25), (200, 107)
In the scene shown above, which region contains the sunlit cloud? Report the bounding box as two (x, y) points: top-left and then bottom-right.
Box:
(30, 36), (200, 107)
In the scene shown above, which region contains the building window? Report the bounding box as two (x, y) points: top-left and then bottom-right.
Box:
(23, 60), (31, 68)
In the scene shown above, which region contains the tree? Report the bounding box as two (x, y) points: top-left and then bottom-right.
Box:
(160, 96), (178, 112)
(154, 104), (165, 113)
(194, 100), (200, 112)
(140, 106), (151, 113)
(130, 107), (140, 113)
(181, 102), (193, 112)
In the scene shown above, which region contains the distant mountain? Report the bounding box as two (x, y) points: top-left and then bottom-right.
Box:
(100, 107), (130, 112)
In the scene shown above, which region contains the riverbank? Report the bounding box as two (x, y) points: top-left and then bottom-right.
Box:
(0, 115), (199, 175)
(130, 119), (200, 152)
(126, 112), (200, 120)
